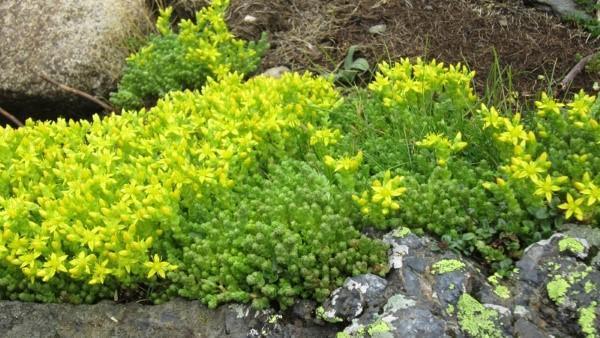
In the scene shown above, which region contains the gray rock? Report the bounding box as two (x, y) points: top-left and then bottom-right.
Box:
(513, 318), (547, 338)
(528, 0), (592, 20)
(433, 269), (470, 310)
(292, 299), (317, 321)
(0, 0), (152, 119)
(262, 66), (291, 79)
(320, 274), (388, 322)
(0, 299), (336, 338)
(338, 293), (448, 338)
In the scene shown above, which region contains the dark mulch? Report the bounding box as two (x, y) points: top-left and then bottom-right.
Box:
(225, 0), (599, 101)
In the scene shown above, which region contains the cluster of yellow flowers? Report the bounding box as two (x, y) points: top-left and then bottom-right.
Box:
(416, 132), (468, 166)
(368, 58), (476, 111)
(0, 72), (340, 287)
(479, 90), (600, 221)
(353, 171), (407, 216)
(324, 152), (363, 174)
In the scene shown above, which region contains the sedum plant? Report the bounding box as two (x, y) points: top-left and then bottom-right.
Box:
(110, 0), (269, 110)
(335, 59), (600, 273)
(0, 71), (389, 307)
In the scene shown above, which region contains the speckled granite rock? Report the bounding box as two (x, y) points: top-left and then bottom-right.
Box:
(0, 0), (152, 120)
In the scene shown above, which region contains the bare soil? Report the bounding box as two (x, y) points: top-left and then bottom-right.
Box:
(225, 0), (599, 100)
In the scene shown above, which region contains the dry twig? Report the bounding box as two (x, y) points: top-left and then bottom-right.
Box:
(559, 52), (599, 90)
(38, 72), (114, 113)
(0, 106), (24, 127)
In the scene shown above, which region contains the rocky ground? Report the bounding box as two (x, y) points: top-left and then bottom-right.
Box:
(0, 226), (598, 337)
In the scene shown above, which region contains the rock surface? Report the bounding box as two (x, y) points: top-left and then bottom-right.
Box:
(0, 299), (336, 338)
(0, 227), (598, 337)
(0, 0), (152, 120)
(332, 228), (600, 338)
(527, 0), (592, 20)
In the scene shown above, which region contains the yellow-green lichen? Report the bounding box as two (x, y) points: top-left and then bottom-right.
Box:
(367, 320), (392, 335)
(267, 314), (282, 324)
(393, 227), (411, 238)
(578, 302), (598, 338)
(559, 237), (586, 254)
(585, 281), (597, 294)
(547, 277), (570, 305)
(316, 306), (343, 323)
(494, 285), (511, 300)
(336, 332), (352, 338)
(457, 293), (503, 338)
(488, 273), (510, 299)
(447, 304), (455, 315)
(431, 259), (465, 274)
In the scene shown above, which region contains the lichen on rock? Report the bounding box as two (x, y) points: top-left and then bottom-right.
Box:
(559, 237), (586, 255)
(578, 302), (598, 338)
(431, 259), (465, 275)
(457, 293), (503, 338)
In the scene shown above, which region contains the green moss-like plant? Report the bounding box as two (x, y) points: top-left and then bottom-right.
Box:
(110, 0), (268, 110)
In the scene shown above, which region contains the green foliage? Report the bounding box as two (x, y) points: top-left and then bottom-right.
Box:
(0, 71), (389, 307)
(172, 160), (388, 309)
(333, 45), (370, 85)
(110, 0), (269, 110)
(565, 1), (600, 37)
(333, 60), (600, 273)
(3, 52), (600, 308)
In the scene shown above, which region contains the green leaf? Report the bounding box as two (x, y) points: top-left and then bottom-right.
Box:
(350, 58), (369, 72)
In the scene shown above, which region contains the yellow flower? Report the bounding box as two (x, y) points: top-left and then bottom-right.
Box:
(144, 254), (177, 279)
(371, 171), (406, 213)
(38, 253), (68, 282)
(558, 193), (585, 221)
(325, 152), (363, 173)
(581, 182), (600, 206)
(69, 252), (96, 277)
(89, 260), (112, 285)
(479, 104), (502, 129)
(513, 153), (550, 181)
(19, 251), (41, 269)
(416, 133), (450, 148)
(310, 128), (341, 146)
(497, 114), (528, 145)
(535, 92), (564, 117)
(567, 90), (595, 119)
(532, 175), (566, 203)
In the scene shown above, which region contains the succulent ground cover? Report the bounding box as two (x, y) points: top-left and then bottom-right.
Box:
(0, 0), (598, 316)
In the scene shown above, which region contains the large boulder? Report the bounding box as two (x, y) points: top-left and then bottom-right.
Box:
(0, 0), (153, 121)
(0, 299), (336, 337)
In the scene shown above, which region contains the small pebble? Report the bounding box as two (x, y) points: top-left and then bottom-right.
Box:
(262, 66), (290, 79)
(368, 24), (387, 35)
(243, 15), (257, 23)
